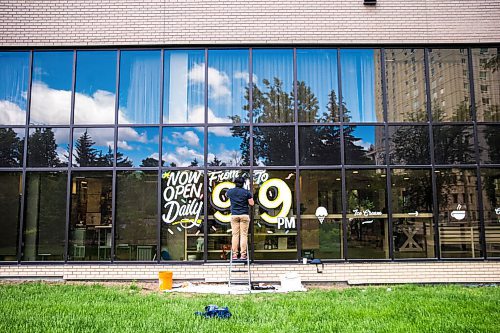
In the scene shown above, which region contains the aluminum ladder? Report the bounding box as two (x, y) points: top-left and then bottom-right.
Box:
(227, 250), (252, 293)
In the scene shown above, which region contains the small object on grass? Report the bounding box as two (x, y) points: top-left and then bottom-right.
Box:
(386, 288), (392, 292)
(195, 305), (232, 319)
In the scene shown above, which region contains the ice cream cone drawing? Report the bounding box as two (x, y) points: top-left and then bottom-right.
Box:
(315, 207), (328, 224)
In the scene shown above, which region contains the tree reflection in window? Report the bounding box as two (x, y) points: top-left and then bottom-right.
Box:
(27, 128), (69, 167)
(73, 129), (131, 167)
(0, 128), (24, 167)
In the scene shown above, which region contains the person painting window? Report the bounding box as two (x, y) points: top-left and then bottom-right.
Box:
(227, 177), (254, 260)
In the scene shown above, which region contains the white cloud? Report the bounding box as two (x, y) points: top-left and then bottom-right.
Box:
(355, 139), (373, 151)
(235, 71), (257, 84)
(170, 130), (200, 147)
(208, 147), (242, 166)
(189, 63), (231, 99)
(162, 146), (204, 167)
(30, 82), (71, 124)
(74, 89), (116, 124)
(188, 105), (232, 125)
(117, 140), (134, 151)
(0, 100), (26, 125)
(208, 126), (232, 137)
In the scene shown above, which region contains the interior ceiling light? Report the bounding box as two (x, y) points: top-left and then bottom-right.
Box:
(364, 0), (377, 5)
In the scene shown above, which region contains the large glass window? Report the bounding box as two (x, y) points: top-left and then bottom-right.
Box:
(72, 128), (115, 167)
(69, 172), (113, 261)
(253, 126), (295, 166)
(436, 168), (480, 258)
(30, 51), (73, 125)
(0, 52), (30, 126)
(74, 51), (117, 124)
(477, 125), (500, 164)
(385, 49), (427, 122)
(472, 48), (499, 122)
(253, 170), (297, 260)
(344, 125), (385, 165)
(161, 170), (204, 261)
(299, 170), (342, 259)
(296, 49), (339, 122)
(23, 172), (67, 261)
(162, 127), (204, 167)
(299, 126), (341, 165)
(0, 172), (21, 261)
(252, 49), (294, 123)
(27, 128), (69, 167)
(388, 125), (430, 165)
(0, 128), (24, 167)
(163, 50), (205, 124)
(207, 169), (250, 260)
(340, 49), (383, 122)
(429, 49), (471, 122)
(115, 171), (157, 261)
(480, 168), (500, 258)
(346, 169), (388, 259)
(391, 169), (435, 259)
(208, 126), (249, 166)
(117, 127), (159, 167)
(118, 50), (161, 124)
(208, 49), (249, 123)
(433, 125), (475, 164)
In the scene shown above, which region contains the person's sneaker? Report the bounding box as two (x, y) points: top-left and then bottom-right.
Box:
(240, 255), (247, 260)
(231, 255), (238, 260)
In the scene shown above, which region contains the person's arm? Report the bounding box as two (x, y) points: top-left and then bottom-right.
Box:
(248, 191), (254, 206)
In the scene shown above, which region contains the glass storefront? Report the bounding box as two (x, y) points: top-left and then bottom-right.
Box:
(0, 47), (499, 262)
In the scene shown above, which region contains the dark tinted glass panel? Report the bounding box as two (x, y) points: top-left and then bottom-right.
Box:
(0, 52), (29, 125)
(207, 169), (250, 260)
(252, 49), (294, 123)
(480, 168), (500, 258)
(299, 126), (341, 165)
(72, 128), (115, 167)
(433, 125), (475, 164)
(23, 172), (67, 261)
(27, 128), (69, 167)
(477, 125), (500, 164)
(472, 48), (500, 122)
(208, 49), (249, 123)
(0, 128), (24, 167)
(435, 168), (480, 258)
(69, 172), (113, 261)
(163, 50), (205, 124)
(385, 49), (427, 122)
(117, 127), (159, 167)
(253, 126), (295, 166)
(253, 170), (296, 260)
(30, 51), (73, 125)
(115, 171), (157, 261)
(300, 170), (342, 259)
(388, 125), (430, 165)
(74, 51), (117, 124)
(429, 49), (471, 122)
(344, 125), (385, 165)
(346, 169), (388, 259)
(340, 49), (383, 122)
(296, 49), (339, 122)
(118, 50), (161, 124)
(162, 127), (204, 167)
(0, 172), (21, 261)
(161, 170), (204, 261)
(391, 169), (435, 258)
(208, 126), (249, 166)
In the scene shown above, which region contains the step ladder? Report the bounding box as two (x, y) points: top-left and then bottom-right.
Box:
(228, 250), (252, 293)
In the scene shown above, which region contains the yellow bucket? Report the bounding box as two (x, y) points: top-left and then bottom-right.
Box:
(158, 271), (173, 290)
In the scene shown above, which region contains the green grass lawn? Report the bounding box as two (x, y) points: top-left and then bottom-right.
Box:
(1, 283), (499, 333)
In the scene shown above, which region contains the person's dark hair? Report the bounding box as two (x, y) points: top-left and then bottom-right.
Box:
(234, 177), (245, 188)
